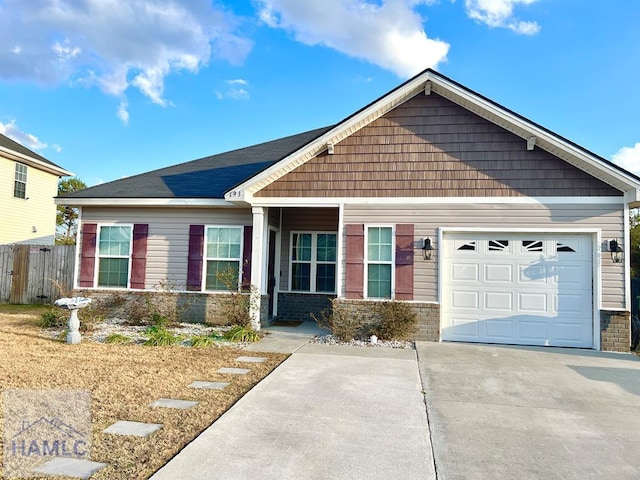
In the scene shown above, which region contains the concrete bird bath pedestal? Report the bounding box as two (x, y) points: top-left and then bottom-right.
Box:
(54, 297), (92, 344)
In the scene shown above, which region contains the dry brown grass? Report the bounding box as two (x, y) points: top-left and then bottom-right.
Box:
(0, 305), (287, 479)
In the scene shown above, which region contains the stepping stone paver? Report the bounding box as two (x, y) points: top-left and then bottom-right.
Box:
(189, 381), (229, 390)
(33, 457), (107, 479)
(236, 356), (267, 363)
(217, 367), (250, 374)
(103, 420), (162, 437)
(149, 398), (199, 410)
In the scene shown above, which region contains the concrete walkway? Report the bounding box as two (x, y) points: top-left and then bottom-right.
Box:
(417, 342), (640, 480)
(151, 342), (435, 480)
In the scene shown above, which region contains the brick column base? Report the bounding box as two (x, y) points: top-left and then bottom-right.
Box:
(600, 310), (630, 352)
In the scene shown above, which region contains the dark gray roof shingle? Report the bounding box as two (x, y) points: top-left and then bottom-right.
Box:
(0, 132), (64, 169)
(63, 126), (333, 199)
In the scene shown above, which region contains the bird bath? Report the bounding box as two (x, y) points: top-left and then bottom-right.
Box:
(54, 297), (92, 344)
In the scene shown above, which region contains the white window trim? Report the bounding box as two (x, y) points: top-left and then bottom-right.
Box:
(203, 225), (245, 292)
(14, 162), (27, 199)
(288, 231), (338, 293)
(94, 224), (134, 289)
(364, 225), (395, 299)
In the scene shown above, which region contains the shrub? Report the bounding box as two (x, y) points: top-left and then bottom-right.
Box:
(39, 308), (68, 329)
(105, 333), (132, 344)
(189, 335), (216, 347)
(143, 326), (183, 346)
(311, 299), (365, 342)
(371, 301), (417, 341)
(223, 325), (260, 343)
(124, 280), (190, 326)
(214, 265), (258, 327)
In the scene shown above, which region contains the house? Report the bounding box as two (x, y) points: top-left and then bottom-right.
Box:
(1, 133), (72, 244)
(58, 69), (640, 352)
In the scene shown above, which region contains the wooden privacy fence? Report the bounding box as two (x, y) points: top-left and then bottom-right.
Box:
(0, 244), (75, 304)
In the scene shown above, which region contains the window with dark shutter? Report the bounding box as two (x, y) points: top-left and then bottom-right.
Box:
(345, 224), (364, 299)
(187, 225), (205, 291)
(78, 223), (97, 287)
(395, 224), (414, 300)
(130, 224), (148, 289)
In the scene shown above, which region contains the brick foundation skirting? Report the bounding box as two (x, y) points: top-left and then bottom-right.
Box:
(334, 299), (440, 342)
(600, 310), (631, 352)
(73, 289), (254, 326)
(276, 292), (335, 322)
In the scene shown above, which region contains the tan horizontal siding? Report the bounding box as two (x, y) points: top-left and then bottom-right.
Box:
(256, 93), (621, 198)
(278, 207), (339, 292)
(342, 203), (625, 309)
(81, 207), (252, 290)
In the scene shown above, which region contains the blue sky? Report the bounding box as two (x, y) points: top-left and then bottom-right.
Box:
(1, 0), (639, 187)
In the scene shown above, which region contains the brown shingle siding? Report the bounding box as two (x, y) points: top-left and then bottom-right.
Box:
(256, 93), (622, 198)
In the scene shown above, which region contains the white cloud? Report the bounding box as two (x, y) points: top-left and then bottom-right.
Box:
(0, 120), (47, 150)
(465, 0), (540, 35)
(255, 0), (449, 78)
(0, 0), (253, 109)
(117, 101), (130, 126)
(52, 144), (63, 153)
(612, 143), (640, 177)
(216, 79), (250, 100)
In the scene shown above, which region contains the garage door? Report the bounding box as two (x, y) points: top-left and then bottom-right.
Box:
(442, 233), (593, 348)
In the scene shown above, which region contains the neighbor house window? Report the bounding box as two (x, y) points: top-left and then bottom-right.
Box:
(205, 226), (242, 291)
(97, 225), (132, 287)
(14, 163), (27, 199)
(290, 232), (337, 293)
(366, 226), (393, 298)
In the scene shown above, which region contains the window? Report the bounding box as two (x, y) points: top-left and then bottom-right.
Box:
(14, 163), (27, 199)
(290, 232), (337, 293)
(205, 227), (242, 291)
(97, 225), (132, 287)
(366, 226), (393, 298)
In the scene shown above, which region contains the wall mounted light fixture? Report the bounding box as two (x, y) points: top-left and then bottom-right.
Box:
(609, 239), (623, 263)
(422, 237), (433, 260)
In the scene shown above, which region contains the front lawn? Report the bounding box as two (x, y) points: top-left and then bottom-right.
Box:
(0, 305), (286, 479)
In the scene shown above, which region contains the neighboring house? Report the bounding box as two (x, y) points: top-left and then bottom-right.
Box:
(58, 69), (640, 352)
(1, 133), (72, 244)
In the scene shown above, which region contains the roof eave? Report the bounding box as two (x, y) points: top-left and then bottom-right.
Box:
(0, 146), (73, 176)
(54, 197), (240, 208)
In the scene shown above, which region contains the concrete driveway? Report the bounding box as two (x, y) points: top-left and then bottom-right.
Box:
(416, 342), (640, 480)
(151, 342), (434, 480)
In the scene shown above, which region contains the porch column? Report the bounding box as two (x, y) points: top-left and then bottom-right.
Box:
(250, 207), (266, 330)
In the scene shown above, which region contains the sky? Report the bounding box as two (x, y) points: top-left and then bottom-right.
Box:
(0, 0), (639, 187)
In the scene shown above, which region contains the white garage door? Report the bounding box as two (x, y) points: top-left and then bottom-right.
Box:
(442, 233), (593, 348)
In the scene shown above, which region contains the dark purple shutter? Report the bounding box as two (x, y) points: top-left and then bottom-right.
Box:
(130, 224), (148, 289)
(78, 223), (97, 287)
(187, 225), (204, 291)
(345, 224), (364, 299)
(242, 226), (253, 288)
(395, 224), (414, 300)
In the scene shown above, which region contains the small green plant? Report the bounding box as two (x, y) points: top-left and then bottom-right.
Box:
(223, 325), (260, 343)
(105, 333), (132, 344)
(311, 299), (365, 342)
(189, 335), (216, 347)
(371, 301), (417, 341)
(39, 308), (68, 329)
(143, 326), (183, 346)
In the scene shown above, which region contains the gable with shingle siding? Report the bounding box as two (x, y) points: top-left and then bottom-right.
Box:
(255, 93), (622, 198)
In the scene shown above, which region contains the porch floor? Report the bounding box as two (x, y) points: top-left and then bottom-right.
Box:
(263, 319), (328, 337)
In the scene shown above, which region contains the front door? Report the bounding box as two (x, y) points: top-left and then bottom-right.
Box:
(267, 230), (277, 316)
